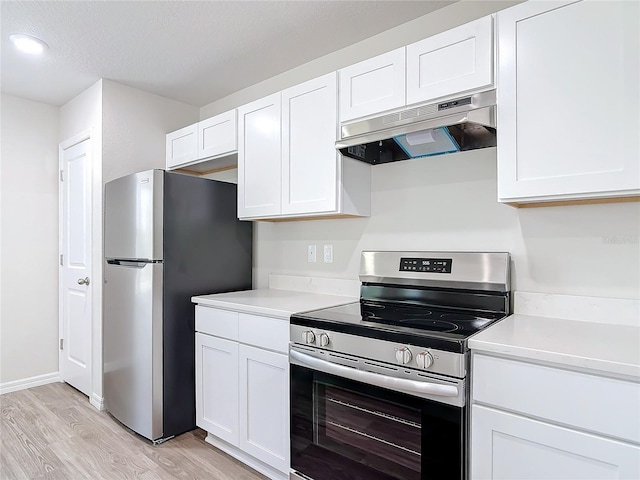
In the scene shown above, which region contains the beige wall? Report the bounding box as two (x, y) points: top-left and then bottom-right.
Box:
(1, 94), (60, 386)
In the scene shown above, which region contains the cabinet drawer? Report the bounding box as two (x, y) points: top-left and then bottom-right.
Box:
(472, 354), (640, 444)
(195, 306), (238, 340)
(238, 314), (289, 353)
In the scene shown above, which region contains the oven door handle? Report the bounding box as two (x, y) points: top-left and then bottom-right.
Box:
(290, 349), (459, 398)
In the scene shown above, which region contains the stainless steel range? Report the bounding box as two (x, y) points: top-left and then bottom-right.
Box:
(289, 251), (510, 480)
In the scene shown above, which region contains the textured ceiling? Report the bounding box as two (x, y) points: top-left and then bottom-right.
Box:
(1, 1), (455, 107)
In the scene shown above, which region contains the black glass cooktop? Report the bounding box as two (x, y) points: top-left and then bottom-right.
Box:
(291, 301), (506, 353)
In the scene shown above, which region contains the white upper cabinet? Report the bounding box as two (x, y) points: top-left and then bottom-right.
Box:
(237, 93), (282, 219)
(238, 73), (371, 221)
(282, 73), (338, 215)
(166, 124), (198, 169)
(497, 0), (640, 204)
(406, 16), (494, 105)
(339, 48), (406, 123)
(166, 109), (238, 173)
(198, 110), (237, 160)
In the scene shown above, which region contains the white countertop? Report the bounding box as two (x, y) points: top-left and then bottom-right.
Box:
(192, 289), (358, 319)
(469, 314), (640, 379)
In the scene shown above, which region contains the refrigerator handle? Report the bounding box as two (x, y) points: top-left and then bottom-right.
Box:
(106, 260), (154, 268)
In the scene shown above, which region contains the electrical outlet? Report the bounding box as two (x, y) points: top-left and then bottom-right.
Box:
(307, 244), (317, 263)
(323, 244), (333, 263)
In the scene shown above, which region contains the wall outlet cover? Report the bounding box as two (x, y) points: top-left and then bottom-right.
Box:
(307, 244), (317, 263)
(323, 244), (333, 263)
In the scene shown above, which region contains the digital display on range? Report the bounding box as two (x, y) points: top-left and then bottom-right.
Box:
(399, 258), (452, 273)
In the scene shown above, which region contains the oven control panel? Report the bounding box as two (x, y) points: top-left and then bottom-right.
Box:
(399, 257), (452, 273)
(290, 324), (466, 379)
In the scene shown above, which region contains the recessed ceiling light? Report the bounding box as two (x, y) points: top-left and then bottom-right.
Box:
(9, 34), (48, 55)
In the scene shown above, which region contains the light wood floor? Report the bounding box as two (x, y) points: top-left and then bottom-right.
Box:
(0, 382), (268, 480)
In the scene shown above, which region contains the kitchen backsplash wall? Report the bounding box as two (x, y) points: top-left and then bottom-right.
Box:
(253, 148), (640, 301)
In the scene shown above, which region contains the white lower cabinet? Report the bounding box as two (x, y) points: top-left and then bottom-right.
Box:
(195, 333), (239, 446)
(195, 306), (289, 480)
(472, 405), (640, 480)
(239, 344), (289, 474)
(470, 353), (640, 480)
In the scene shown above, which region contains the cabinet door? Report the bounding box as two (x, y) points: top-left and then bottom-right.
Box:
(339, 48), (405, 122)
(282, 72), (338, 215)
(166, 123), (198, 169)
(237, 93), (282, 218)
(471, 405), (640, 480)
(406, 15), (493, 105)
(497, 0), (640, 203)
(238, 344), (289, 474)
(195, 333), (239, 446)
(198, 110), (237, 160)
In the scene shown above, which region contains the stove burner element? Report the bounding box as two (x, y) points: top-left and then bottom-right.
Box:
(365, 314), (459, 333)
(396, 319), (459, 332)
(399, 309), (433, 317)
(439, 313), (479, 322)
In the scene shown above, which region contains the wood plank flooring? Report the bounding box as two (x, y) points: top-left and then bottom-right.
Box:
(0, 382), (268, 480)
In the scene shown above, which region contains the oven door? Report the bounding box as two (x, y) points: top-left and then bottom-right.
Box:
(290, 347), (466, 480)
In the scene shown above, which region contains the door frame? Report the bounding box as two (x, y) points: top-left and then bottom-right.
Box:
(58, 130), (96, 405)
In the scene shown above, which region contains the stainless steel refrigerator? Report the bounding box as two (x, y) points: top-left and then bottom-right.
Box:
(103, 169), (252, 443)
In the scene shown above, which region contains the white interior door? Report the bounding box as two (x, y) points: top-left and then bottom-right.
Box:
(60, 137), (92, 396)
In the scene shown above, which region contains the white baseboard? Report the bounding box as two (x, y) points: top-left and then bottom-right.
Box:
(204, 434), (288, 480)
(0, 372), (61, 395)
(90, 392), (105, 411)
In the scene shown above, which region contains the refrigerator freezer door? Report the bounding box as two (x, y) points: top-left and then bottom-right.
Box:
(104, 260), (164, 441)
(104, 170), (164, 261)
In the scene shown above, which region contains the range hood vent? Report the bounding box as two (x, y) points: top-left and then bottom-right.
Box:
(337, 90), (496, 165)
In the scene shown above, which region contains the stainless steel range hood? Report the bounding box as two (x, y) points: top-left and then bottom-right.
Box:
(336, 90), (496, 165)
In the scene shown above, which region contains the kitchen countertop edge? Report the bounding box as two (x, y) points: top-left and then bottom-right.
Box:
(192, 289), (358, 320)
(469, 314), (640, 380)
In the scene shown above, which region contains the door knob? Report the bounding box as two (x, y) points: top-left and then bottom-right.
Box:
(77, 277), (90, 285)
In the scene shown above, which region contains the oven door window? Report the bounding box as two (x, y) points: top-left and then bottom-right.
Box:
(291, 365), (464, 480)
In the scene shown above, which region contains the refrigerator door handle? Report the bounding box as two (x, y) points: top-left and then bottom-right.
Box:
(106, 259), (154, 268)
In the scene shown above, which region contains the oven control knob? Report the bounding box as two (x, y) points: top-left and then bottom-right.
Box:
(302, 331), (316, 344)
(416, 351), (434, 369)
(395, 347), (412, 365)
(318, 333), (330, 347)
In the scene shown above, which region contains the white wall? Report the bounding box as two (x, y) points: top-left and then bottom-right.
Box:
(253, 149), (640, 300)
(102, 80), (198, 183)
(0, 94), (60, 385)
(200, 0), (521, 118)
